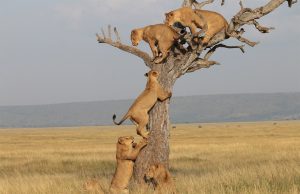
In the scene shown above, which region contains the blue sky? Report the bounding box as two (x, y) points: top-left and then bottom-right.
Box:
(0, 0), (299, 105)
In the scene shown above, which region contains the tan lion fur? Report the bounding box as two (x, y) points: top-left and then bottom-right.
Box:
(131, 24), (181, 63)
(109, 136), (148, 194)
(112, 70), (172, 138)
(83, 178), (104, 194)
(145, 163), (176, 194)
(165, 7), (228, 45)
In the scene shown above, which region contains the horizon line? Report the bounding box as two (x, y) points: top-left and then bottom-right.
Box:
(1, 91), (299, 107)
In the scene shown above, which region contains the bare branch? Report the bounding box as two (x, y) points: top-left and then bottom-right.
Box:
(182, 0), (215, 9)
(288, 0), (297, 7)
(193, 0), (214, 9)
(186, 59), (219, 73)
(96, 26), (152, 67)
(182, 0), (193, 7)
(114, 27), (121, 43)
(101, 28), (106, 39)
(204, 44), (245, 60)
(231, 33), (259, 47)
(239, 0), (244, 9)
(182, 43), (244, 75)
(209, 0), (294, 48)
(108, 25), (112, 39)
(240, 0), (288, 21)
(252, 20), (274, 33)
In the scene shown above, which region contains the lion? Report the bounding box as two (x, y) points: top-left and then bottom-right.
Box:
(109, 136), (148, 194)
(165, 7), (228, 45)
(145, 163), (176, 194)
(131, 24), (185, 63)
(112, 70), (172, 138)
(83, 178), (104, 194)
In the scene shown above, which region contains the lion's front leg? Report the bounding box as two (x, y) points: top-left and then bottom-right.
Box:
(157, 85), (172, 101)
(148, 39), (159, 61)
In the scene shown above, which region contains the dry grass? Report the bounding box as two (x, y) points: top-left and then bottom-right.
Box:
(0, 121), (299, 194)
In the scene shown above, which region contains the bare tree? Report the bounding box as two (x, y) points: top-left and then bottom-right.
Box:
(96, 0), (297, 183)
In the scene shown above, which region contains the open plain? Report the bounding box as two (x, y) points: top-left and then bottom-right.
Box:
(0, 121), (299, 194)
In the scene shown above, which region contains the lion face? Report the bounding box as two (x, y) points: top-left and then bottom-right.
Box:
(118, 136), (135, 147)
(145, 70), (159, 79)
(131, 29), (143, 46)
(165, 11), (179, 27)
(165, 7), (193, 28)
(145, 164), (166, 180)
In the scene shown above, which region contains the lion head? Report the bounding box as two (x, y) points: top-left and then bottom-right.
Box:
(164, 9), (182, 27)
(118, 136), (135, 147)
(165, 7), (192, 27)
(144, 70), (159, 80)
(131, 29), (144, 46)
(145, 163), (166, 181)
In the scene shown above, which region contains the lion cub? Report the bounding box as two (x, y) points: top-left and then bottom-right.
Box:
(110, 136), (148, 194)
(165, 7), (228, 45)
(113, 70), (172, 138)
(145, 163), (176, 194)
(131, 24), (183, 63)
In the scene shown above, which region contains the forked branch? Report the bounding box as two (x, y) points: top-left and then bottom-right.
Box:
(177, 0), (297, 77)
(186, 59), (219, 73)
(96, 26), (152, 67)
(184, 44), (244, 73)
(207, 0), (295, 48)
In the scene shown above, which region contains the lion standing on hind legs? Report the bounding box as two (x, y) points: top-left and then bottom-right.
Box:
(109, 136), (148, 194)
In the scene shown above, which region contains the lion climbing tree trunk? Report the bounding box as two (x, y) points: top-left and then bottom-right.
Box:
(96, 0), (297, 185)
(133, 57), (179, 182)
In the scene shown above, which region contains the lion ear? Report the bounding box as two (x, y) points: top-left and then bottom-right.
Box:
(131, 30), (137, 35)
(118, 137), (124, 144)
(151, 71), (159, 77)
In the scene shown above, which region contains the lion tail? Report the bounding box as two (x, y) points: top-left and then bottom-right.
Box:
(112, 112), (130, 125)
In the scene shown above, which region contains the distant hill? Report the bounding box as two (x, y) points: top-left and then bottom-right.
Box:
(0, 93), (300, 128)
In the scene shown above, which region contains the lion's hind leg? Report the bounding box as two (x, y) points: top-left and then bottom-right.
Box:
(154, 42), (171, 64)
(133, 113), (149, 138)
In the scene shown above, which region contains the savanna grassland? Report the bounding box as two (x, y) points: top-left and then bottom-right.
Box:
(0, 121), (299, 194)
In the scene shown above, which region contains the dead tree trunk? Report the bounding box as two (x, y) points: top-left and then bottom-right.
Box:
(134, 57), (179, 181)
(96, 0), (296, 184)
